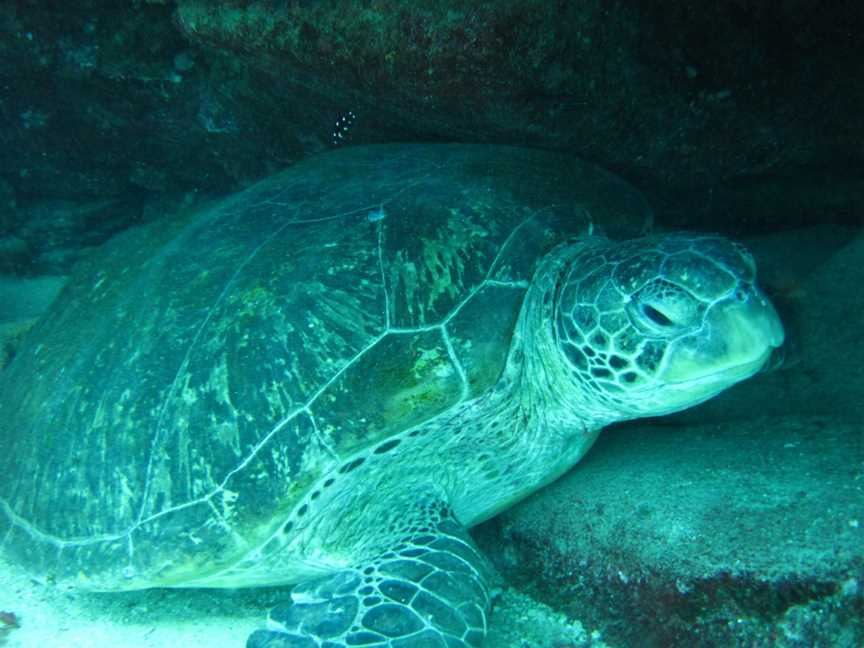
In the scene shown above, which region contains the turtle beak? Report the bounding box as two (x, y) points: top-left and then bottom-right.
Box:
(730, 286), (786, 363)
(661, 285), (785, 389)
(704, 286), (785, 374)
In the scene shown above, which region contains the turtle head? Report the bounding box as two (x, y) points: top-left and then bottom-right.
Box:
(551, 233), (785, 421)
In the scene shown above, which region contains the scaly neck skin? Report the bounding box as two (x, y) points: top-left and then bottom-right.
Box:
(512, 238), (624, 431)
(306, 240), (625, 553)
(289, 242), (619, 567)
(447, 240), (620, 527)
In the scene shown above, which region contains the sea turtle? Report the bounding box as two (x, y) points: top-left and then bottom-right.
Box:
(0, 144), (784, 647)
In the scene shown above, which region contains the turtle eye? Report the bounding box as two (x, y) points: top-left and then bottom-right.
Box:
(641, 304), (673, 327)
(628, 280), (701, 335)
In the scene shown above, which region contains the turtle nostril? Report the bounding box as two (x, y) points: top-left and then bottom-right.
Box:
(642, 304), (673, 327)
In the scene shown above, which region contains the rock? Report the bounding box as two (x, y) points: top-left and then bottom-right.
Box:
(0, 274), (66, 369)
(173, 0), (863, 227)
(486, 588), (608, 648)
(12, 199), (138, 273)
(0, 274), (66, 322)
(0, 236), (31, 273)
(478, 414), (863, 647)
(1, 2), (862, 236)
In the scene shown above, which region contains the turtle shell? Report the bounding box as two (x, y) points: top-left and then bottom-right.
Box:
(0, 144), (650, 588)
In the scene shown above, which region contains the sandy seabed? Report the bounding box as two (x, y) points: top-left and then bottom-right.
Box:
(0, 554), (599, 648)
(0, 554), (271, 648)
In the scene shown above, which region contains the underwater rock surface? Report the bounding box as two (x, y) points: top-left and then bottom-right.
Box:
(480, 415), (863, 647)
(1, 1), (861, 247)
(476, 226), (864, 647)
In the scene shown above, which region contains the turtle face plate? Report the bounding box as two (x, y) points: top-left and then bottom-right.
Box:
(554, 234), (785, 418)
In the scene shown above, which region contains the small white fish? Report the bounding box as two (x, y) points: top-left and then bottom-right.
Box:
(332, 111), (357, 146)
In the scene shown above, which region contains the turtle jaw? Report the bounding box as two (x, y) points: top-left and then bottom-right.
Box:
(646, 288), (785, 415)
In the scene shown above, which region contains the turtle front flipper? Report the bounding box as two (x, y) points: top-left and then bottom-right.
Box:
(247, 502), (491, 648)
